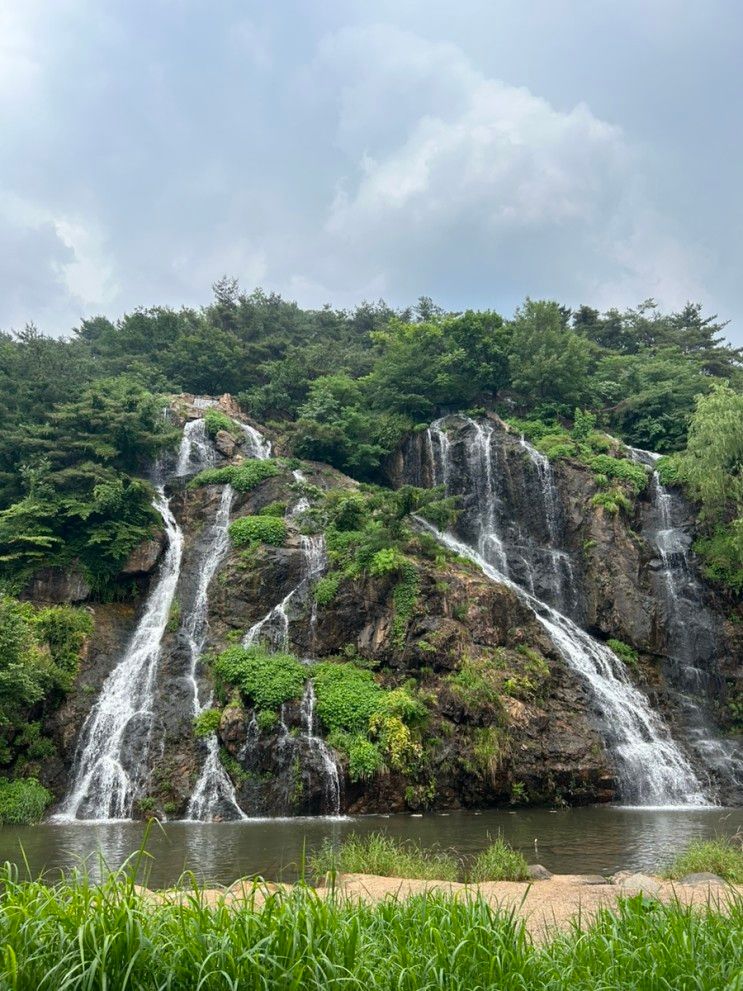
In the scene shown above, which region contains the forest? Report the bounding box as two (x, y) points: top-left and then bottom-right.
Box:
(1, 283), (740, 602)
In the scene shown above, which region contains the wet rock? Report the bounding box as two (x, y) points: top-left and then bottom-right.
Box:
(677, 872), (727, 886)
(26, 564), (91, 603)
(120, 535), (165, 575)
(527, 864), (552, 880)
(214, 429), (237, 458)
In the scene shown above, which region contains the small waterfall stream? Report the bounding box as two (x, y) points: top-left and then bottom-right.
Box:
(57, 488), (184, 820)
(629, 448), (743, 798)
(424, 417), (709, 807)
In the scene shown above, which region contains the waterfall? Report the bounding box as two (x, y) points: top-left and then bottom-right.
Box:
(185, 420), (271, 821)
(185, 486), (247, 822)
(176, 419), (218, 477)
(424, 418), (709, 807)
(56, 488), (184, 820)
(629, 448), (743, 798)
(300, 681), (341, 814)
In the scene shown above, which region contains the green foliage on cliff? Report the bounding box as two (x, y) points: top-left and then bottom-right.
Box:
(0, 777), (51, 824)
(214, 646), (305, 711)
(189, 459), (279, 492)
(229, 515), (287, 548)
(667, 383), (743, 592)
(193, 708), (221, 738)
(203, 409), (238, 438)
(0, 595), (92, 772)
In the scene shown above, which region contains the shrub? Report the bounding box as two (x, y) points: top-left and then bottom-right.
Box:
(469, 726), (510, 782)
(312, 662), (383, 735)
(447, 654), (505, 721)
(468, 837), (530, 882)
(390, 563), (419, 649)
(229, 516), (287, 548)
(587, 455), (647, 494)
(190, 459), (279, 492)
(607, 639), (639, 669)
(591, 489), (634, 515)
(314, 573), (341, 606)
(309, 832), (459, 881)
(204, 409), (237, 438)
(0, 778), (51, 824)
(213, 646), (306, 710)
(694, 524), (743, 595)
(663, 837), (743, 883)
(193, 708), (221, 738)
(572, 408), (596, 441)
(347, 735), (383, 781)
(255, 709), (279, 732)
(656, 454), (683, 486)
(369, 547), (406, 576)
(258, 501), (287, 517)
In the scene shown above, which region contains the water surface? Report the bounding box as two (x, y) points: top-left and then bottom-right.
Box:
(1, 806), (740, 888)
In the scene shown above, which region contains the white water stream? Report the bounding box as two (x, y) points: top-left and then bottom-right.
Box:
(425, 418), (709, 807)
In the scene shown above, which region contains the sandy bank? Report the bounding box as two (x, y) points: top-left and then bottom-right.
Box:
(136, 872), (742, 938)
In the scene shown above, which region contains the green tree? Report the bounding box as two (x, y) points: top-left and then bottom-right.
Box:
(508, 300), (591, 409)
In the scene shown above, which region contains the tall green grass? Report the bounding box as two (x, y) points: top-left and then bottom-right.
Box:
(309, 832), (460, 881)
(663, 835), (743, 884)
(0, 862), (739, 990)
(469, 836), (530, 882)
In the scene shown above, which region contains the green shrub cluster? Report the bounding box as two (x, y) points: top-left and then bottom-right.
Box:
(314, 573), (341, 605)
(258, 501), (287, 518)
(590, 489), (634, 516)
(190, 459), (279, 492)
(0, 777), (51, 824)
(193, 708), (221, 738)
(607, 638), (639, 669)
(203, 409), (238, 438)
(229, 515), (287, 548)
(0, 596), (92, 773)
(586, 454), (647, 494)
(313, 663), (383, 735)
(213, 646), (305, 711)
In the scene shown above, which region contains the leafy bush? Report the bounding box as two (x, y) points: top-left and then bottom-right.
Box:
(468, 837), (530, 882)
(309, 832), (459, 881)
(213, 646), (305, 710)
(656, 454), (683, 486)
(694, 524), (743, 595)
(590, 489), (634, 515)
(314, 573), (341, 606)
(203, 409), (238, 438)
(229, 516), (287, 548)
(0, 777), (51, 824)
(447, 654), (506, 721)
(193, 708), (221, 738)
(190, 459), (279, 492)
(571, 408), (597, 441)
(663, 837), (743, 883)
(255, 709), (279, 732)
(258, 501), (287, 518)
(346, 735), (383, 781)
(587, 455), (647, 494)
(312, 662), (383, 735)
(607, 639), (639, 669)
(369, 547), (407, 576)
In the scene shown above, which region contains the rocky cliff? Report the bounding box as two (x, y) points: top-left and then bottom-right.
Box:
(37, 399), (742, 817)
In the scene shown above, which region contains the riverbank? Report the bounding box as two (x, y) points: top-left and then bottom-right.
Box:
(138, 871), (743, 939)
(1, 870), (740, 990)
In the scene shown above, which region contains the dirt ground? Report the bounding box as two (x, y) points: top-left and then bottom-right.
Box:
(137, 873), (742, 939)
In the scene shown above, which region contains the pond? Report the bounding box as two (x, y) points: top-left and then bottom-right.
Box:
(1, 806), (740, 888)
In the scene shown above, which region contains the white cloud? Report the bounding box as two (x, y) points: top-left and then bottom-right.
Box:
(311, 24), (705, 316)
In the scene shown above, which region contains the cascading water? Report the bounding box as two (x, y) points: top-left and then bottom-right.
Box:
(57, 488), (184, 820)
(176, 419), (218, 477)
(423, 417), (709, 806)
(300, 681), (341, 814)
(185, 486), (247, 822)
(629, 448), (743, 799)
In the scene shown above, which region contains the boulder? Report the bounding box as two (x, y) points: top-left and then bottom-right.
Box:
(577, 874), (610, 886)
(120, 536), (165, 575)
(527, 864), (552, 880)
(214, 429), (237, 458)
(616, 872), (661, 896)
(677, 872), (727, 886)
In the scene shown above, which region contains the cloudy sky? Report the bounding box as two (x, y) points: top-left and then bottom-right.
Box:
(1, 0), (741, 342)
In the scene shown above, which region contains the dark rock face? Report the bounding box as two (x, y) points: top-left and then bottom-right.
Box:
(26, 564), (91, 604)
(120, 536), (165, 575)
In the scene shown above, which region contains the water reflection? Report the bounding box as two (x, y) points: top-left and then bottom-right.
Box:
(1, 806), (739, 888)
